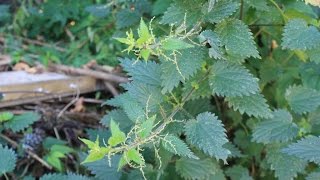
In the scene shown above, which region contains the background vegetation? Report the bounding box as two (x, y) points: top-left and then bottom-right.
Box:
(1, 0), (320, 179)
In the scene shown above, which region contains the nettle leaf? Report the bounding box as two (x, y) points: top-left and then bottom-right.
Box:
(115, 9), (140, 29)
(108, 120), (126, 147)
(136, 18), (152, 45)
(199, 30), (224, 59)
(80, 137), (110, 164)
(223, 142), (244, 158)
(160, 47), (206, 93)
(225, 165), (253, 180)
(205, 0), (239, 24)
(4, 112), (41, 132)
(307, 48), (320, 64)
(101, 109), (133, 133)
(307, 172), (320, 180)
(300, 63), (320, 90)
(107, 92), (145, 121)
(162, 134), (198, 159)
(0, 146), (17, 175)
(183, 69), (211, 100)
(215, 19), (260, 59)
(83, 155), (121, 180)
(282, 136), (320, 165)
(175, 158), (216, 180)
(125, 148), (144, 165)
(120, 58), (162, 87)
(138, 116), (155, 138)
(185, 112), (230, 162)
(285, 85), (320, 114)
(0, 111), (14, 122)
(40, 173), (90, 180)
(160, 1), (203, 27)
(245, 0), (269, 11)
(252, 109), (299, 144)
(282, 19), (320, 50)
(266, 144), (307, 180)
(209, 60), (259, 97)
(162, 38), (194, 50)
(122, 82), (164, 111)
(226, 93), (272, 118)
(85, 5), (110, 18)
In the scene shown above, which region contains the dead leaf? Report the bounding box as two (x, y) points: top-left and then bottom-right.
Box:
(83, 59), (97, 69)
(25, 67), (38, 74)
(271, 40), (278, 49)
(12, 62), (31, 71)
(71, 97), (85, 112)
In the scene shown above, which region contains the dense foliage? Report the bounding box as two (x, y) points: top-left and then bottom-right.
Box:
(2, 0), (320, 179)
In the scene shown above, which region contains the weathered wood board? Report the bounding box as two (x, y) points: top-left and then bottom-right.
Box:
(0, 71), (98, 108)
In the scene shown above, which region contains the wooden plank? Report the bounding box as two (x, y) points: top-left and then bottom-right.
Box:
(0, 71), (99, 108)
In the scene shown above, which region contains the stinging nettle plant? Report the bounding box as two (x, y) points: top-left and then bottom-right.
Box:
(81, 0), (320, 179)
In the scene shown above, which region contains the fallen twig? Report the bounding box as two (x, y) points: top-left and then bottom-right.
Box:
(49, 64), (128, 83)
(104, 81), (119, 96)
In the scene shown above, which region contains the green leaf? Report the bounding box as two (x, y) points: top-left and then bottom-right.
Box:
(4, 112), (41, 132)
(85, 5), (110, 18)
(300, 63), (320, 90)
(282, 136), (320, 165)
(215, 19), (260, 59)
(245, 0), (269, 11)
(285, 85), (320, 114)
(51, 144), (74, 154)
(160, 2), (203, 27)
(307, 172), (320, 180)
(223, 142), (244, 158)
(266, 144), (307, 180)
(126, 148), (144, 165)
(101, 109), (133, 133)
(185, 112), (230, 162)
(199, 30), (224, 59)
(79, 138), (96, 149)
(122, 82), (164, 111)
(183, 69), (212, 100)
(160, 47), (206, 93)
(116, 9), (140, 29)
(136, 18), (152, 45)
(252, 109), (299, 144)
(82, 141), (110, 164)
(226, 93), (272, 118)
(306, 48), (320, 64)
(209, 61), (259, 97)
(152, 0), (172, 15)
(46, 151), (65, 171)
(138, 116), (156, 138)
(282, 19), (320, 50)
(40, 173), (90, 180)
(225, 165), (253, 180)
(0, 146), (17, 175)
(175, 158), (216, 180)
(107, 92), (145, 121)
(161, 38), (194, 50)
(0, 112), (14, 122)
(83, 155), (121, 180)
(205, 0), (239, 23)
(108, 120), (126, 146)
(162, 134), (198, 159)
(120, 58), (162, 87)
(140, 49), (151, 61)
